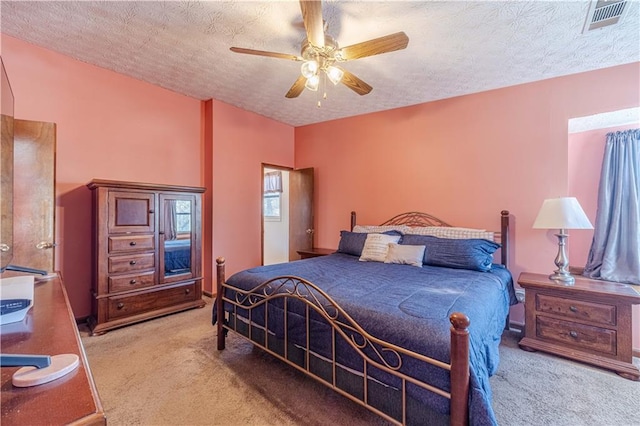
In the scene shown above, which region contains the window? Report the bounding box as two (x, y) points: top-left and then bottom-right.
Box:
(175, 200), (191, 233)
(263, 193), (281, 220)
(264, 170), (283, 221)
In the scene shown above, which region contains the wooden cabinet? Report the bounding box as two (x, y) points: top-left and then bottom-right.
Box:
(518, 272), (640, 380)
(296, 248), (334, 259)
(87, 180), (205, 335)
(1, 274), (106, 425)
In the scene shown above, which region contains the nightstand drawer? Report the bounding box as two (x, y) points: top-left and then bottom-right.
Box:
(536, 315), (616, 356)
(536, 293), (616, 326)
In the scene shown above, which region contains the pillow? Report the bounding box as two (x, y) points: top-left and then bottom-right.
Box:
(359, 233), (401, 262)
(384, 243), (425, 267)
(352, 224), (410, 234)
(401, 234), (500, 272)
(404, 226), (495, 241)
(336, 231), (368, 256)
(337, 230), (403, 257)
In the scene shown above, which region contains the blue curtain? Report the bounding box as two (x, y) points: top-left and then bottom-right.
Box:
(583, 129), (640, 285)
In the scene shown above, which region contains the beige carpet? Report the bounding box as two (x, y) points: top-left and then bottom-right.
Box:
(80, 297), (639, 426)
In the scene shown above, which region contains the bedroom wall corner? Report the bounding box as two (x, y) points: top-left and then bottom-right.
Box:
(2, 35), (203, 318)
(211, 100), (295, 288)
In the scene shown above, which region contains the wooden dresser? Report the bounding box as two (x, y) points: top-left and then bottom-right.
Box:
(1, 274), (105, 425)
(518, 272), (640, 380)
(87, 179), (205, 335)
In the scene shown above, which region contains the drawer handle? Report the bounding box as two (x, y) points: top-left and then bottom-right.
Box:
(129, 241), (137, 246)
(130, 260), (137, 265)
(149, 209), (155, 214)
(129, 279), (137, 285)
(117, 303), (125, 310)
(569, 306), (578, 313)
(569, 331), (578, 338)
(185, 288), (191, 295)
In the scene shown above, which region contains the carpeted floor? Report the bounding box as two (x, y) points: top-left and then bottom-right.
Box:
(80, 297), (639, 425)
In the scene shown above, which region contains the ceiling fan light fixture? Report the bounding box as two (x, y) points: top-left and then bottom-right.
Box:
(301, 60), (318, 79)
(326, 66), (344, 85)
(305, 74), (320, 91)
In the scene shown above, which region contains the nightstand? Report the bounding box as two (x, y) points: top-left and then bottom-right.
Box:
(518, 272), (640, 380)
(296, 248), (334, 259)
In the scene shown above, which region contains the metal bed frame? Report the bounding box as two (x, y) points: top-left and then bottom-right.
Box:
(215, 210), (510, 426)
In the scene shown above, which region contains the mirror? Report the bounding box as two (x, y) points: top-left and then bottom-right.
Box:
(163, 197), (192, 278)
(0, 57), (14, 272)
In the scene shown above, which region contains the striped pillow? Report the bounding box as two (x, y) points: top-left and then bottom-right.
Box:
(404, 226), (494, 241)
(352, 225), (410, 234)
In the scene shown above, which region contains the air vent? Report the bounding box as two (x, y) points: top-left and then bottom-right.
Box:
(583, 0), (628, 33)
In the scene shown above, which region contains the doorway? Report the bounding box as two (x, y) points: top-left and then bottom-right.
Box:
(263, 166), (290, 265)
(262, 165), (314, 265)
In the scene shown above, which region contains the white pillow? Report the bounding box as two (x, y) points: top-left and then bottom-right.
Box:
(359, 233), (401, 262)
(384, 244), (425, 267)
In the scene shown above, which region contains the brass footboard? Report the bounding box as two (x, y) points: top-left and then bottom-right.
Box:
(215, 257), (470, 426)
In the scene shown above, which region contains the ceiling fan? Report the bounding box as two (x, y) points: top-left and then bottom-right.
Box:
(230, 0), (409, 99)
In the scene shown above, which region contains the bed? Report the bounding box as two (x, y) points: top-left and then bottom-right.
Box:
(164, 239), (191, 274)
(213, 210), (516, 426)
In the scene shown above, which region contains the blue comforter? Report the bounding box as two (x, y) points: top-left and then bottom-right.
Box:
(214, 253), (516, 425)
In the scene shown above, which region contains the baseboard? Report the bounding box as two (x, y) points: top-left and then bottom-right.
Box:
(203, 290), (214, 298)
(634, 349), (640, 359)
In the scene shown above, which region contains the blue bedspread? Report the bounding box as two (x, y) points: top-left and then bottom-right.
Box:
(214, 253), (516, 425)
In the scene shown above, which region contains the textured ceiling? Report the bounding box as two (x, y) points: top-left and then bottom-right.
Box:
(1, 1), (639, 127)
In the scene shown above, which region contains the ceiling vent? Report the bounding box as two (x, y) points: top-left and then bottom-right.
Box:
(583, 0), (628, 33)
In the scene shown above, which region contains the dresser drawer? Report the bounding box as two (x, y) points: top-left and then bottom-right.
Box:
(108, 234), (154, 253)
(536, 293), (616, 326)
(536, 315), (617, 356)
(108, 252), (155, 274)
(107, 282), (198, 320)
(108, 270), (156, 293)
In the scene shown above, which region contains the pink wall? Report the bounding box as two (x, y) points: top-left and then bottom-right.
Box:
(210, 100), (294, 279)
(295, 63), (640, 348)
(2, 36), (203, 317)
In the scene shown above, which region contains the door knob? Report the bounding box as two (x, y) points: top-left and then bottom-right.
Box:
(36, 242), (56, 250)
(305, 229), (314, 234)
(0, 243), (9, 252)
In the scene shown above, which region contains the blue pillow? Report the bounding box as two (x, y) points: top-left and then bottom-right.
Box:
(337, 230), (402, 257)
(400, 234), (500, 272)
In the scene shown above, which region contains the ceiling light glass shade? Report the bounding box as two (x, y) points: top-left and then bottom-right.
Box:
(305, 75), (320, 91)
(326, 66), (344, 85)
(301, 60), (318, 79)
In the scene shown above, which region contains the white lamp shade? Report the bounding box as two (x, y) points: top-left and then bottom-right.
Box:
(533, 197), (593, 229)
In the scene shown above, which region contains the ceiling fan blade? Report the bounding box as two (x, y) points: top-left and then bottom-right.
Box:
(230, 47), (302, 61)
(300, 0), (325, 49)
(285, 75), (307, 98)
(339, 68), (372, 96)
(337, 32), (409, 61)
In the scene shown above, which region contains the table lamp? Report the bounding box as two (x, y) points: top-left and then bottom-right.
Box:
(533, 197), (593, 284)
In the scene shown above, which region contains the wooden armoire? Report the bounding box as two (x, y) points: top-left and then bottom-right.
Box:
(87, 179), (205, 334)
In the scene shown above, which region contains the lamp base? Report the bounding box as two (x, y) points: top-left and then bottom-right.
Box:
(549, 230), (574, 285)
(549, 271), (575, 285)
